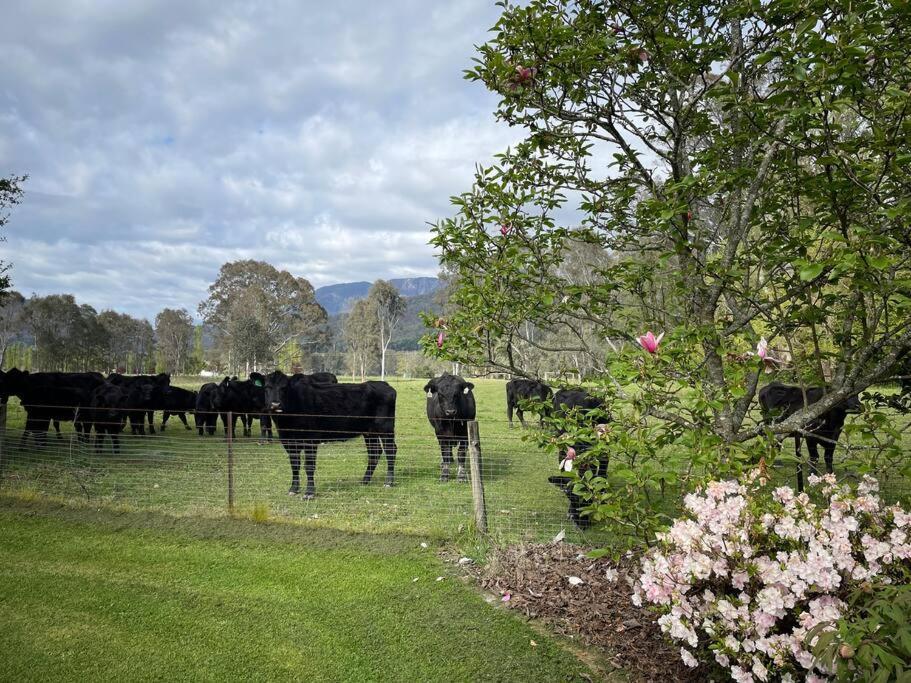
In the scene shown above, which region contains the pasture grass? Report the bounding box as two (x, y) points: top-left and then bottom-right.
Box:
(0, 378), (605, 544)
(1, 377), (908, 546)
(0, 498), (595, 682)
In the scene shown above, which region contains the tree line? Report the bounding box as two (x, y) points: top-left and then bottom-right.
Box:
(0, 256), (450, 378)
(0, 291), (201, 374)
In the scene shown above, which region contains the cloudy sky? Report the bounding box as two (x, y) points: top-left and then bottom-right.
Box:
(1, 0), (518, 320)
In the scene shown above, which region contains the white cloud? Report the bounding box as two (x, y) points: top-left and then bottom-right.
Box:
(0, 0), (512, 320)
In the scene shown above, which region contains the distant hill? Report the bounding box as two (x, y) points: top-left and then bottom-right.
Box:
(315, 277), (441, 316)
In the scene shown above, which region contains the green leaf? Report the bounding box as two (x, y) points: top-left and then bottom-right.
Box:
(799, 263), (825, 281)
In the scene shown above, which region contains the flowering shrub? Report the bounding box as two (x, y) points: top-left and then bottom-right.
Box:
(633, 470), (911, 682)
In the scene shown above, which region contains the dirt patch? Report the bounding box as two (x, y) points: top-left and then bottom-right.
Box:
(465, 542), (700, 682)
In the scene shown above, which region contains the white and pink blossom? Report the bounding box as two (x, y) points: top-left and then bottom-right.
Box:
(634, 469), (911, 681)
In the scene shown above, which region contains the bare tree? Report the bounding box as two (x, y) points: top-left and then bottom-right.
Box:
(155, 308), (194, 374)
(368, 280), (405, 380)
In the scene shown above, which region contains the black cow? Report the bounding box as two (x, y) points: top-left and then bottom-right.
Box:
(759, 382), (863, 491)
(425, 373), (476, 483)
(308, 372), (338, 384)
(195, 382), (220, 436)
(107, 373), (170, 435)
(213, 374), (272, 439)
(547, 387), (610, 529)
(1, 369), (104, 447)
(506, 378), (552, 428)
(264, 370), (398, 498)
(87, 382), (138, 454)
(158, 386), (198, 431)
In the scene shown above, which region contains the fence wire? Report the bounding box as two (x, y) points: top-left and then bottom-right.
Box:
(0, 402), (596, 543)
(1, 398), (909, 543)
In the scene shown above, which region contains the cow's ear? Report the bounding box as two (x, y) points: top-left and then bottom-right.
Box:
(423, 381), (435, 397)
(463, 382), (474, 394)
(221, 376), (230, 385)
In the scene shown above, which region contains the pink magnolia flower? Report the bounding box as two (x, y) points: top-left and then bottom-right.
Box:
(499, 223), (511, 236)
(501, 592), (511, 602)
(638, 330), (664, 354)
(560, 446), (577, 472)
(436, 331), (445, 348)
(756, 338), (770, 360)
(514, 65), (536, 83)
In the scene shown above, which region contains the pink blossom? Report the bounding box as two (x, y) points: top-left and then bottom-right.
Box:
(637, 330), (664, 354)
(437, 331), (445, 348)
(680, 648), (698, 668)
(501, 592), (511, 602)
(499, 223), (511, 236)
(635, 470), (910, 682)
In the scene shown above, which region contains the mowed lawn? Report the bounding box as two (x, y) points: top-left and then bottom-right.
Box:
(0, 499), (594, 682)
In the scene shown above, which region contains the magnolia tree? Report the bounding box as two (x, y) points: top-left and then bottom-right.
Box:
(425, 0), (911, 541)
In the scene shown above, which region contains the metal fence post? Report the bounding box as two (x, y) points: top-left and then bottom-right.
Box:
(467, 420), (487, 534)
(226, 411), (235, 512)
(0, 402), (6, 489)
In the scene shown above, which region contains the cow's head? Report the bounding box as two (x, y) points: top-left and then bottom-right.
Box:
(842, 393), (863, 414)
(264, 370), (290, 412)
(424, 374), (474, 417)
(2, 367), (29, 396)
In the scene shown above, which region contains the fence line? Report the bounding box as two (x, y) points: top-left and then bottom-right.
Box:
(1, 398), (909, 543)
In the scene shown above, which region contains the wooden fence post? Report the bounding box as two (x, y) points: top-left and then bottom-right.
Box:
(226, 411), (235, 512)
(467, 420), (488, 534)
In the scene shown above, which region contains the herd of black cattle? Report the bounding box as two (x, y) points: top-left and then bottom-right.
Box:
(0, 368), (908, 527)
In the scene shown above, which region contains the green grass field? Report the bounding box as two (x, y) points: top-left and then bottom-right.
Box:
(0, 498), (596, 682)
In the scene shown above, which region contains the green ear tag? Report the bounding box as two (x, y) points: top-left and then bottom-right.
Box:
(254, 380), (263, 387)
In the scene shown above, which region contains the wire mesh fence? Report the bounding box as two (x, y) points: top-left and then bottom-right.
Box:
(1, 394), (909, 545)
(0, 401), (598, 544)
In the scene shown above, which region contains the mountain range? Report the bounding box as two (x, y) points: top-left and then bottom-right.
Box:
(316, 277), (443, 351)
(315, 277), (441, 316)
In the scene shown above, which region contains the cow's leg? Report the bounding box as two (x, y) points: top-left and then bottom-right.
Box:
(362, 436), (380, 485)
(795, 435), (805, 493)
(439, 439), (453, 482)
(19, 417), (32, 449)
(303, 443), (317, 499)
(177, 412), (190, 430)
(161, 412), (170, 431)
(823, 440), (836, 475)
(95, 430), (105, 454)
(147, 410), (156, 434)
(207, 415), (216, 436)
(54, 419), (62, 439)
(244, 414), (252, 438)
(807, 438), (821, 478)
(507, 401), (514, 429)
(111, 432), (120, 455)
(287, 442), (302, 495)
(517, 407), (527, 429)
(382, 435), (397, 487)
(260, 414), (272, 441)
(35, 418), (49, 450)
(456, 436), (469, 483)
